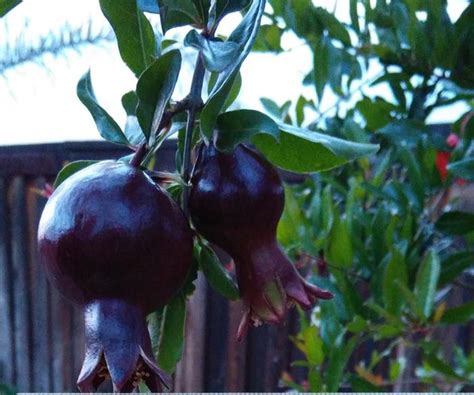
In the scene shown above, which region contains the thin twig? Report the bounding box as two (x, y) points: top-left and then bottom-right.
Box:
(181, 54), (205, 217)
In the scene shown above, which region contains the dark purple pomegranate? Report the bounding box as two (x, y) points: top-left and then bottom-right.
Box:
(38, 160), (193, 392)
(189, 143), (333, 340)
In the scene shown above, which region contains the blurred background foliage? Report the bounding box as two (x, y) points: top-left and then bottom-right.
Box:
(255, 0), (474, 391)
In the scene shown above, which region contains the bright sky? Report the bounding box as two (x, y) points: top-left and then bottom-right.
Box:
(0, 0), (470, 146)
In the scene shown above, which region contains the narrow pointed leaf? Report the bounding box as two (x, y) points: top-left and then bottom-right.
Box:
(326, 335), (359, 391)
(209, 0), (252, 28)
(201, 0), (265, 138)
(439, 251), (474, 287)
(382, 247), (408, 315)
(136, 50), (182, 141)
(200, 245), (240, 300)
(77, 71), (128, 145)
(0, 0), (21, 17)
(447, 158), (474, 181)
(440, 301), (474, 324)
(214, 109), (279, 150)
(251, 123), (379, 173)
(157, 294), (186, 373)
(122, 91), (139, 116)
(436, 211), (474, 235)
(184, 30), (240, 72)
(54, 160), (99, 189)
(99, 0), (157, 77)
(414, 251), (440, 319)
(157, 0), (203, 32)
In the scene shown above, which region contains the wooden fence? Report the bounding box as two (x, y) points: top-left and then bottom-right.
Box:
(0, 140), (472, 393)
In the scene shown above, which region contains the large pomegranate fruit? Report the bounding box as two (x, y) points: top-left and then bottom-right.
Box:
(38, 160), (193, 392)
(189, 143), (333, 340)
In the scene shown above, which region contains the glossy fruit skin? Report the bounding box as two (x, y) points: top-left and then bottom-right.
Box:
(38, 160), (192, 313)
(190, 143), (284, 252)
(189, 144), (332, 339)
(38, 160), (193, 392)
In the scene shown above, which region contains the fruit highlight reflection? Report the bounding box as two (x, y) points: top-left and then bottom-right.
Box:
(38, 161), (193, 392)
(189, 144), (333, 339)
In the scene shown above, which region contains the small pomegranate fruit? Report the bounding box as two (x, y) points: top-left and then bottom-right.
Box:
(189, 143), (333, 340)
(38, 161), (193, 392)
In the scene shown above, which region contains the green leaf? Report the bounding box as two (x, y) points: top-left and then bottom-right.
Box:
(347, 315), (368, 333)
(440, 301), (474, 324)
(325, 335), (358, 392)
(277, 185), (306, 248)
(452, 3), (474, 89)
(350, 376), (383, 392)
(199, 245), (240, 300)
(424, 353), (466, 380)
(77, 71), (128, 145)
(349, 0), (360, 33)
(157, 0), (204, 32)
(314, 7), (351, 46)
(136, 50), (182, 142)
(122, 91), (145, 146)
(448, 158), (474, 181)
(122, 91), (138, 116)
(356, 96), (396, 131)
(157, 294), (186, 373)
(210, 0), (252, 27)
(377, 119), (427, 146)
(439, 251), (474, 287)
(214, 109), (280, 150)
(53, 160), (99, 189)
(252, 123), (379, 173)
(0, 0), (21, 17)
(99, 0), (157, 77)
(260, 97), (281, 118)
(201, 71), (239, 139)
(184, 30), (240, 72)
(327, 212), (353, 268)
(414, 251), (440, 320)
(313, 36), (330, 103)
(253, 24), (282, 52)
(382, 247), (408, 315)
(0, 383), (16, 395)
(201, 0), (265, 138)
(436, 211), (474, 235)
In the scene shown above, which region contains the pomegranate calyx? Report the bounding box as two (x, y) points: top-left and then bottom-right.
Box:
(77, 299), (169, 393)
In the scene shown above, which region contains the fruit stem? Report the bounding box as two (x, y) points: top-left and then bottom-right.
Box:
(130, 99), (191, 168)
(181, 53), (205, 217)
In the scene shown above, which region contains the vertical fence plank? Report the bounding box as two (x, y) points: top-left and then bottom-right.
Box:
(0, 178), (15, 387)
(203, 287), (229, 391)
(225, 300), (247, 392)
(71, 304), (85, 390)
(264, 319), (292, 391)
(27, 178), (51, 392)
(245, 324), (269, 391)
(174, 272), (207, 392)
(9, 177), (33, 392)
(49, 288), (75, 392)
